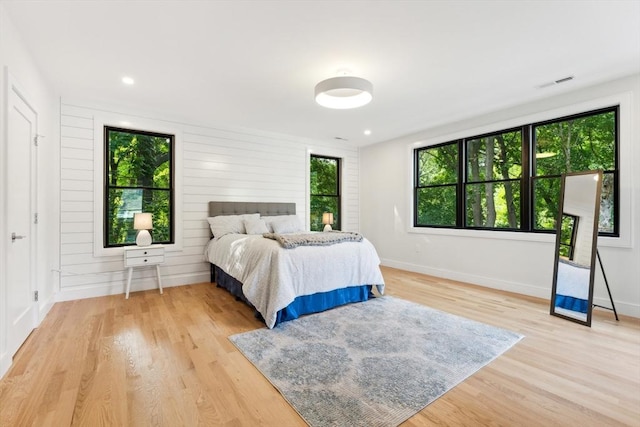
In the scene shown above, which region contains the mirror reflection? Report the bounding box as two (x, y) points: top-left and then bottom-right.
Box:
(550, 170), (602, 326)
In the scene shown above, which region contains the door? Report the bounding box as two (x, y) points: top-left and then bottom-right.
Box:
(6, 79), (38, 358)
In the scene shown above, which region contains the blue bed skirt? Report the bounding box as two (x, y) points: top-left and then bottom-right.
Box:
(211, 264), (373, 327)
(555, 294), (589, 313)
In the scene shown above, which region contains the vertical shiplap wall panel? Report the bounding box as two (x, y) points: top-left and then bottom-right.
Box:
(58, 102), (360, 299)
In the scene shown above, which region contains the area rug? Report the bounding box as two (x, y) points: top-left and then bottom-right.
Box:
(229, 296), (523, 427)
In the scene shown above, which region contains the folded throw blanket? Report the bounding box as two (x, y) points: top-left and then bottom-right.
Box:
(263, 231), (364, 249)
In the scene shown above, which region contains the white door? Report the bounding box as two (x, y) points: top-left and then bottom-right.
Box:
(6, 80), (38, 358)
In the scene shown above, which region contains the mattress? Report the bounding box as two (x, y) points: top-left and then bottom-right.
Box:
(205, 233), (385, 328)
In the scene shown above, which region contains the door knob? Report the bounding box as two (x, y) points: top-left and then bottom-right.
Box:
(11, 232), (26, 243)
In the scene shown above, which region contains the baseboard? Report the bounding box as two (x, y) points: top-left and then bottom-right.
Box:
(380, 258), (640, 318)
(591, 297), (639, 319)
(55, 272), (210, 302)
(0, 293), (57, 381)
(0, 351), (10, 380)
(381, 258), (550, 298)
(38, 294), (55, 323)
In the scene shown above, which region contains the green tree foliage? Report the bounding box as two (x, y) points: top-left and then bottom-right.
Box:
(106, 128), (172, 246)
(416, 185), (457, 226)
(534, 111), (615, 232)
(310, 156), (339, 231)
(558, 214), (578, 259)
(465, 131), (521, 228)
(416, 144), (457, 226)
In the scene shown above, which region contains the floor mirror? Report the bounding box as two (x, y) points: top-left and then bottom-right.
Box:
(550, 170), (602, 326)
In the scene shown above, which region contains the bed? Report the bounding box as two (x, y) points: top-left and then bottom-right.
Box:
(554, 258), (591, 318)
(204, 201), (385, 328)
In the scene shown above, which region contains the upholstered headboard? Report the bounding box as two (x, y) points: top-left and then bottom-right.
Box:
(208, 201), (296, 217)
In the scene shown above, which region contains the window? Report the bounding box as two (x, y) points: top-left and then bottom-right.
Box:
(533, 108), (617, 234)
(414, 107), (618, 236)
(465, 129), (522, 229)
(558, 214), (579, 260)
(415, 142), (459, 227)
(104, 126), (174, 247)
(310, 155), (341, 231)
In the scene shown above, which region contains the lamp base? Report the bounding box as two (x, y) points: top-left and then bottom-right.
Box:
(323, 224), (332, 232)
(136, 229), (152, 246)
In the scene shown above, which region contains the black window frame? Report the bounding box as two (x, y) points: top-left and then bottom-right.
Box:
(558, 213), (579, 260)
(463, 127), (525, 231)
(310, 154), (341, 231)
(413, 106), (619, 237)
(104, 126), (175, 248)
(414, 141), (462, 228)
(531, 107), (619, 236)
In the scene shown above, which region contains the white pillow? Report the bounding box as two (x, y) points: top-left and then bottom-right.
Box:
(207, 213), (259, 239)
(270, 215), (304, 234)
(244, 217), (269, 235)
(262, 215), (299, 233)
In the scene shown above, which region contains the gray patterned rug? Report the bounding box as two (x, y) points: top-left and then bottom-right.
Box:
(229, 296), (523, 427)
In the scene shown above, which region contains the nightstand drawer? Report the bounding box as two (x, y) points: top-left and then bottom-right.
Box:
(125, 247), (164, 258)
(125, 254), (164, 267)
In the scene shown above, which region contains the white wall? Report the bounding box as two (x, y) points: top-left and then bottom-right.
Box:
(0, 3), (58, 377)
(57, 100), (360, 300)
(360, 74), (640, 318)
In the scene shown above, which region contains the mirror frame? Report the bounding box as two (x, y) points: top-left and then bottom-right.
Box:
(550, 170), (603, 327)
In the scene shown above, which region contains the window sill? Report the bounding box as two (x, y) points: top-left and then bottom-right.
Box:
(407, 226), (630, 248)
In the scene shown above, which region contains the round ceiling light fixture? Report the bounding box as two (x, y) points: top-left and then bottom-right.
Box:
(315, 76), (373, 109)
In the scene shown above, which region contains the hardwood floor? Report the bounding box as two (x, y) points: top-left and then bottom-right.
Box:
(1, 266), (639, 426)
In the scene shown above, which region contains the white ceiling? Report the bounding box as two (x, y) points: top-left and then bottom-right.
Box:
(4, 0), (640, 146)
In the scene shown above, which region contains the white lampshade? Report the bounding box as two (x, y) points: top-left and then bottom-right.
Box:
(322, 212), (334, 225)
(134, 212), (153, 230)
(133, 213), (153, 246)
(315, 76), (373, 109)
(322, 212), (334, 232)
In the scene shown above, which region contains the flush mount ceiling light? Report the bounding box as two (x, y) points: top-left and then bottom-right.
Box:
(122, 76), (135, 85)
(315, 76), (373, 109)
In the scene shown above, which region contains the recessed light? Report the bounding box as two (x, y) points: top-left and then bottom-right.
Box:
(364, 129), (372, 136)
(122, 76), (135, 85)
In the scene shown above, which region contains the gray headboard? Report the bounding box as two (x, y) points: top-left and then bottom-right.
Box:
(208, 201), (296, 217)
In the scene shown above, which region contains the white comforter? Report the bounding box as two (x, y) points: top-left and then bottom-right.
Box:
(204, 234), (385, 328)
(556, 259), (590, 299)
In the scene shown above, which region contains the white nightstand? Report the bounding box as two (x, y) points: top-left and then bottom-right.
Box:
(124, 245), (164, 299)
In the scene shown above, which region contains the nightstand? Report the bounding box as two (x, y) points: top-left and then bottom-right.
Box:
(124, 245), (164, 299)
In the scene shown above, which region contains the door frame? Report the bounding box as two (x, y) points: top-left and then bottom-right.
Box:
(1, 69), (39, 373)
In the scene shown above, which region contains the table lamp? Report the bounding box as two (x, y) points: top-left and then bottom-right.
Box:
(322, 212), (334, 232)
(133, 212), (153, 246)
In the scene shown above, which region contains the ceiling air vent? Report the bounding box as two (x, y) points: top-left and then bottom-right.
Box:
(554, 76), (574, 84)
(537, 75), (574, 89)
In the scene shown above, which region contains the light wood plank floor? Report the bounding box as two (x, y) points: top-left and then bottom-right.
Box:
(1, 266), (639, 426)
